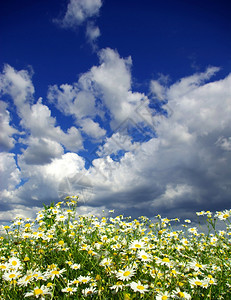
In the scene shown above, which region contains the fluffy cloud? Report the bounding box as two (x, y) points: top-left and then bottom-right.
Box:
(49, 48), (151, 134)
(56, 0), (102, 46)
(0, 64), (34, 113)
(80, 118), (106, 138)
(0, 101), (19, 151)
(21, 137), (64, 165)
(79, 69), (231, 219)
(60, 0), (102, 28)
(1, 60), (231, 223)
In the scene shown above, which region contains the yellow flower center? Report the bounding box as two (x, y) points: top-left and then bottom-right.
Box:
(123, 271), (131, 276)
(67, 287), (73, 292)
(162, 296), (168, 300)
(195, 281), (202, 286)
(142, 255), (148, 259)
(134, 244), (141, 248)
(12, 261), (17, 266)
(162, 258), (170, 262)
(137, 285), (145, 290)
(34, 288), (43, 295)
(52, 270), (60, 275)
(178, 292), (185, 297)
(9, 274), (16, 279)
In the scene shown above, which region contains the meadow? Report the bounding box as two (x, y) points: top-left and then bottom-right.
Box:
(0, 196), (230, 299)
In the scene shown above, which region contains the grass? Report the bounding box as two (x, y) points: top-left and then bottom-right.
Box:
(0, 196), (231, 299)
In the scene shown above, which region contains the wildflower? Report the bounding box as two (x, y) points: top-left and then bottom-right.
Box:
(188, 260), (206, 271)
(129, 239), (145, 250)
(215, 209), (231, 220)
(18, 271), (34, 286)
(115, 266), (136, 281)
(70, 263), (81, 270)
(8, 256), (22, 269)
(62, 286), (77, 295)
(189, 277), (208, 288)
(82, 286), (97, 296)
(99, 257), (113, 267)
(56, 214), (67, 222)
(137, 250), (152, 262)
(25, 285), (52, 299)
(156, 291), (172, 300)
(110, 281), (124, 293)
(46, 268), (66, 280)
(172, 288), (191, 299)
(156, 257), (172, 267)
(77, 275), (92, 284)
(188, 227), (198, 235)
(184, 219), (191, 223)
(129, 280), (149, 294)
(3, 270), (21, 281)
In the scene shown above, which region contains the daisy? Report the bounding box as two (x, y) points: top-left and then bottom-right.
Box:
(172, 288), (191, 299)
(3, 270), (21, 281)
(82, 286), (97, 297)
(137, 250), (152, 262)
(70, 263), (81, 270)
(115, 266), (136, 281)
(46, 268), (66, 280)
(77, 275), (92, 284)
(188, 260), (206, 272)
(129, 239), (145, 250)
(8, 257), (22, 270)
(156, 291), (172, 300)
(62, 286), (77, 295)
(110, 282), (124, 293)
(189, 277), (207, 288)
(99, 258), (113, 267)
(129, 280), (149, 294)
(56, 214), (67, 222)
(24, 285), (52, 299)
(18, 271), (34, 286)
(156, 257), (172, 267)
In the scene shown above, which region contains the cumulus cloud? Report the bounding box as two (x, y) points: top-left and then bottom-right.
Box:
(0, 101), (19, 152)
(1, 60), (231, 223)
(80, 69), (231, 219)
(0, 64), (34, 113)
(80, 118), (106, 138)
(60, 0), (102, 27)
(86, 21), (101, 47)
(55, 0), (103, 46)
(49, 48), (151, 134)
(21, 137), (64, 165)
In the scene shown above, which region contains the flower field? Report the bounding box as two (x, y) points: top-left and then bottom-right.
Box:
(0, 197), (231, 299)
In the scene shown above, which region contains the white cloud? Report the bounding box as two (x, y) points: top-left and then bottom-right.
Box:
(48, 85), (97, 121)
(86, 21), (100, 46)
(21, 137), (64, 165)
(0, 101), (19, 151)
(97, 132), (140, 156)
(0, 64), (34, 112)
(81, 118), (106, 138)
(60, 0), (103, 28)
(90, 48), (149, 129)
(15, 152), (86, 205)
(150, 80), (166, 101)
(20, 98), (83, 152)
(0, 153), (20, 192)
(1, 61), (231, 223)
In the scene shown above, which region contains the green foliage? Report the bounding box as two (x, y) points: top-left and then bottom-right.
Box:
(0, 197), (231, 299)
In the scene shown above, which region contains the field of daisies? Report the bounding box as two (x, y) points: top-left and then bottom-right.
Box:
(0, 196), (231, 299)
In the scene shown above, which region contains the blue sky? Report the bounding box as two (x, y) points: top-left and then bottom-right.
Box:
(0, 0), (231, 224)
